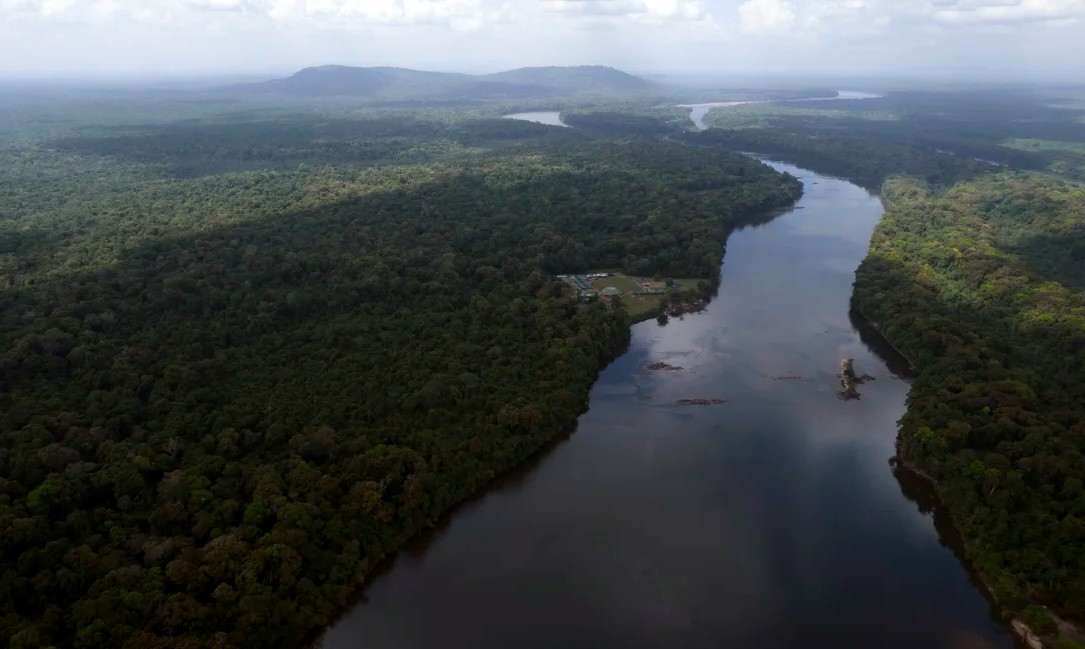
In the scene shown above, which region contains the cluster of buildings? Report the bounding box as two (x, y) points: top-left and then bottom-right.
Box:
(558, 274), (595, 291)
(558, 272), (674, 304)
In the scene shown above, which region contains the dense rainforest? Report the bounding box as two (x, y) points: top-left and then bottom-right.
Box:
(699, 88), (1085, 183)
(853, 173), (1085, 642)
(679, 88), (1085, 646)
(0, 101), (801, 649)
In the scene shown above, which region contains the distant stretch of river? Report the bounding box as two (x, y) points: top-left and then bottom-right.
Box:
(502, 111), (568, 127)
(680, 90), (883, 130)
(319, 160), (1014, 649)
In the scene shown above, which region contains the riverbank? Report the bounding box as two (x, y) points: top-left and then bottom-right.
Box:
(852, 179), (1085, 649)
(891, 453), (1058, 649)
(898, 427), (1085, 649)
(309, 194), (801, 648)
(860, 276), (1054, 649)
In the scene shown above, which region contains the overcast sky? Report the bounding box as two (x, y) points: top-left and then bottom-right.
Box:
(2, 0), (1083, 79)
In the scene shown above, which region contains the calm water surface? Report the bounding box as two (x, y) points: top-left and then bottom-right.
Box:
(502, 111), (569, 127)
(681, 90), (883, 129)
(320, 161), (1014, 649)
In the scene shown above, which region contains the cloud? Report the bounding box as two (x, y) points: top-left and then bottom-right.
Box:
(540, 0), (708, 22)
(540, 0), (646, 16)
(928, 0), (1085, 24)
(738, 0), (796, 35)
(272, 0), (491, 29)
(184, 0), (268, 12)
(1, 0), (1082, 77)
(1, 0), (710, 32)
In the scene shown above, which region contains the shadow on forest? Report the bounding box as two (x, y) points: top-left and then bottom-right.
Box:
(2, 137), (790, 432)
(1007, 229), (1085, 291)
(0, 224), (62, 258)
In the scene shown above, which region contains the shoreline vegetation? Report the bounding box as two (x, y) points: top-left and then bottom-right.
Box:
(851, 173), (1085, 649)
(310, 186), (800, 645)
(306, 181), (797, 648)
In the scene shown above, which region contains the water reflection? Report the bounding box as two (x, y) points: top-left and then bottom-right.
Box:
(502, 111), (569, 127)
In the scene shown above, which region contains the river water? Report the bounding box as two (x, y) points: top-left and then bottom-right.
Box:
(681, 90), (884, 130)
(319, 161), (1015, 649)
(502, 111), (568, 127)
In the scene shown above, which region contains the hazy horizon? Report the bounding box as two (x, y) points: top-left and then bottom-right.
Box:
(2, 0), (1084, 83)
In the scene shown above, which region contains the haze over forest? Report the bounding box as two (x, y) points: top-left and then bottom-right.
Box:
(2, 0), (1084, 81)
(5, 1), (1085, 649)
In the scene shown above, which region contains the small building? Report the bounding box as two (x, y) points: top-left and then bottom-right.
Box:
(600, 286), (622, 302)
(580, 290), (598, 301)
(571, 275), (593, 290)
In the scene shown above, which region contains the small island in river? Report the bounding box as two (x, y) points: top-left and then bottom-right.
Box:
(675, 398), (728, 406)
(839, 358), (875, 400)
(645, 362), (684, 372)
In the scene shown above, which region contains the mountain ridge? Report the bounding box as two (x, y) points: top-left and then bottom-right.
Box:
(234, 64), (653, 99)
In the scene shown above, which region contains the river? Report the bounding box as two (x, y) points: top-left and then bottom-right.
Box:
(502, 111), (568, 127)
(681, 90), (884, 130)
(319, 160), (1016, 649)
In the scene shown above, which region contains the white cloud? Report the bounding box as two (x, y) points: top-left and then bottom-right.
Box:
(0, 0), (1082, 76)
(540, 0), (708, 23)
(184, 0), (257, 11)
(738, 0), (795, 35)
(929, 0), (1085, 24)
(541, 0), (646, 16)
(272, 0), (490, 28)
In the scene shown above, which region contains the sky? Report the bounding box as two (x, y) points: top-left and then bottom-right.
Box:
(1, 0), (1084, 79)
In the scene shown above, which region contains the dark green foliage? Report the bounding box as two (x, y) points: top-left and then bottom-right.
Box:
(49, 116), (553, 177)
(686, 123), (993, 189)
(698, 88), (1085, 183)
(852, 172), (1085, 623)
(0, 103), (800, 648)
(562, 110), (679, 135)
(1021, 605), (1058, 636)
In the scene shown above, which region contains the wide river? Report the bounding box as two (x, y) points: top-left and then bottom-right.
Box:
(320, 161), (1015, 649)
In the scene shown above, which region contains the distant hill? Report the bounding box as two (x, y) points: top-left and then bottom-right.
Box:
(486, 66), (652, 93)
(236, 65), (654, 99)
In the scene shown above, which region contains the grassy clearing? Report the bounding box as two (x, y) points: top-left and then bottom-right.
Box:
(581, 271), (707, 320)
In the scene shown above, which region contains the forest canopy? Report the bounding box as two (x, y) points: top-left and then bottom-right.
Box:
(853, 172), (1085, 627)
(0, 101), (801, 649)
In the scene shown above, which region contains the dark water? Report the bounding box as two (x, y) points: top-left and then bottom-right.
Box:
(320, 162), (1015, 649)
